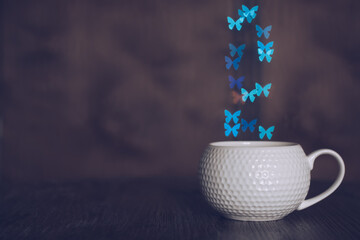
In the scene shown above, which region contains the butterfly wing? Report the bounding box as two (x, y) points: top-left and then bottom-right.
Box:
(249, 6), (258, 17)
(227, 17), (235, 30)
(248, 119), (258, 132)
(232, 123), (241, 137)
(258, 51), (265, 62)
(235, 76), (244, 89)
(255, 82), (263, 96)
(262, 83), (272, 97)
(225, 56), (232, 69)
(263, 25), (272, 39)
(257, 41), (265, 51)
(232, 57), (241, 70)
(265, 126), (275, 140)
(249, 89), (257, 102)
(224, 123), (232, 136)
(241, 118), (248, 132)
(259, 54), (265, 62)
(242, 5), (250, 17)
(259, 126), (266, 139)
(265, 49), (274, 63)
(235, 18), (243, 31)
(241, 88), (249, 102)
(247, 6), (258, 23)
(256, 25), (263, 38)
(238, 9), (244, 18)
(229, 43), (237, 57)
(233, 110), (241, 123)
(237, 44), (246, 57)
(224, 109), (232, 123)
(264, 41), (274, 51)
(228, 75), (235, 89)
(264, 25), (273, 31)
(238, 44), (246, 51)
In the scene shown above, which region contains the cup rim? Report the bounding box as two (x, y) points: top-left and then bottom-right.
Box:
(209, 141), (299, 148)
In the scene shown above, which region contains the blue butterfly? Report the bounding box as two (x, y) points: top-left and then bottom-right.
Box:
(257, 41), (274, 51)
(224, 123), (241, 137)
(259, 126), (275, 140)
(258, 48), (274, 62)
(227, 16), (245, 31)
(256, 25), (272, 39)
(229, 76), (244, 89)
(241, 118), (257, 133)
(224, 109), (241, 124)
(225, 56), (241, 70)
(229, 43), (246, 57)
(238, 5), (258, 23)
(255, 83), (272, 97)
(241, 88), (257, 103)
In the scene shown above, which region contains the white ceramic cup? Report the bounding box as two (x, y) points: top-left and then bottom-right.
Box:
(199, 141), (345, 221)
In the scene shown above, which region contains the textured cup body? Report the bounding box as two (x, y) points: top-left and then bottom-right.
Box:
(199, 142), (311, 221)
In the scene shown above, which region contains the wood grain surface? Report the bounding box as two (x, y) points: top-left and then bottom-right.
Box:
(0, 178), (359, 240)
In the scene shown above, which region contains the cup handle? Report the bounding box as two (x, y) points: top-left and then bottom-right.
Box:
(297, 149), (345, 210)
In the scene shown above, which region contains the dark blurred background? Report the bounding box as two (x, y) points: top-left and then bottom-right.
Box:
(1, 0), (359, 182)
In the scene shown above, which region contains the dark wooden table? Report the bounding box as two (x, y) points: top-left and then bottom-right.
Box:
(0, 177), (359, 240)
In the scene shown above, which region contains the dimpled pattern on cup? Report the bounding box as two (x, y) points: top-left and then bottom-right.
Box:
(199, 143), (311, 221)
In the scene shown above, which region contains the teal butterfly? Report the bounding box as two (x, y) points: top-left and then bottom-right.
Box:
(224, 123), (241, 137)
(227, 16), (245, 31)
(224, 109), (241, 124)
(238, 5), (258, 23)
(258, 48), (274, 62)
(257, 41), (274, 51)
(255, 83), (272, 97)
(241, 88), (257, 103)
(256, 25), (272, 39)
(241, 118), (257, 133)
(225, 56), (241, 70)
(259, 126), (275, 140)
(229, 43), (246, 57)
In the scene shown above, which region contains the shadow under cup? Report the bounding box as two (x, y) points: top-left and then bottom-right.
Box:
(198, 141), (345, 221)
